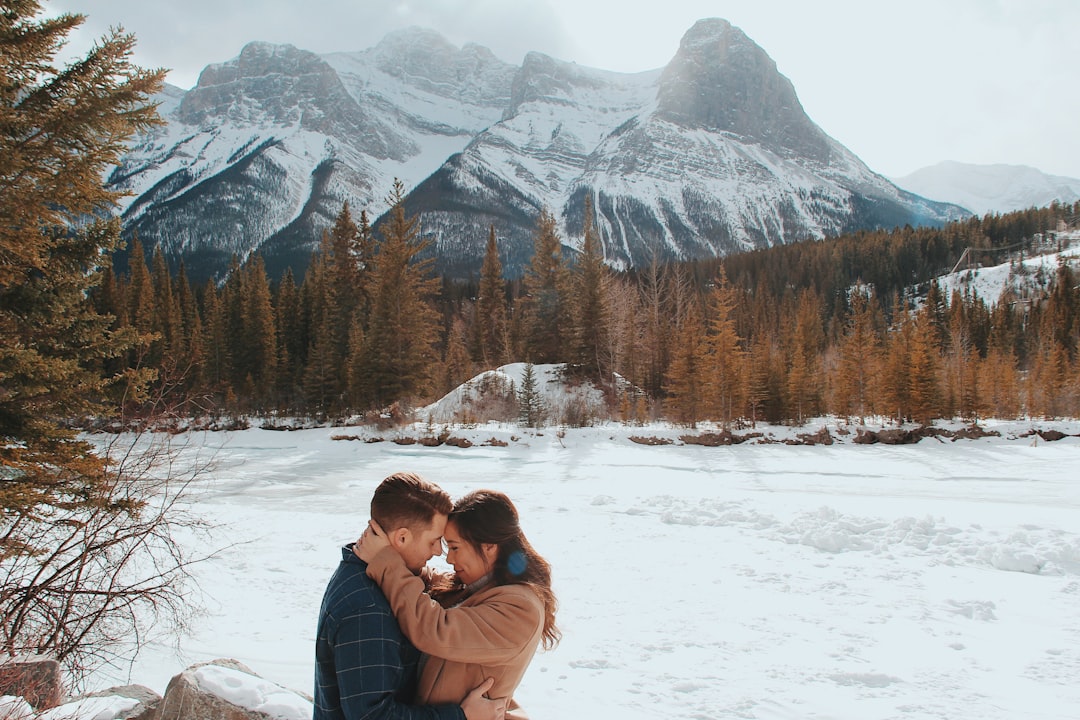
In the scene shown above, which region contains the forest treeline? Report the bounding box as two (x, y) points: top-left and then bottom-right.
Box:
(92, 197), (1080, 426)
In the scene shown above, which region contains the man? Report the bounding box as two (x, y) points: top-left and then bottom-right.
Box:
(314, 472), (504, 720)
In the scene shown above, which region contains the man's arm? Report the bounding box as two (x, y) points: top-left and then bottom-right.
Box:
(333, 604), (464, 720)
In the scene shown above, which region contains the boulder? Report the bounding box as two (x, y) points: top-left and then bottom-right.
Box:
(0, 655), (63, 710)
(154, 659), (311, 720)
(44, 685), (159, 720)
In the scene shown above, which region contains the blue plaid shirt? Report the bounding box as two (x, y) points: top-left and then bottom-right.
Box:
(314, 546), (464, 720)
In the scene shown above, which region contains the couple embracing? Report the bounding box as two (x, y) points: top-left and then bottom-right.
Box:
(313, 472), (559, 720)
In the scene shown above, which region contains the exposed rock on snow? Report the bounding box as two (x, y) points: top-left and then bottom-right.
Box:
(154, 659), (311, 720)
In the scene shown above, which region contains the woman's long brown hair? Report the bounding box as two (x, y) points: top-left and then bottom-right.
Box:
(435, 490), (561, 650)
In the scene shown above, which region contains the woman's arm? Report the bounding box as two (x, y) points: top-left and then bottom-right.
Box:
(364, 545), (542, 665)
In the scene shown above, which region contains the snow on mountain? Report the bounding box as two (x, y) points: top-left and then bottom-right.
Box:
(111, 29), (514, 282)
(893, 161), (1080, 216)
(111, 20), (966, 283)
(396, 18), (968, 277)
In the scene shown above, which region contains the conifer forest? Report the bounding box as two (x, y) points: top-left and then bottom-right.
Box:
(93, 198), (1080, 427)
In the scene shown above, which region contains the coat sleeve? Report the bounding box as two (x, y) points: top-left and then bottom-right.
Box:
(328, 603), (465, 720)
(366, 547), (543, 665)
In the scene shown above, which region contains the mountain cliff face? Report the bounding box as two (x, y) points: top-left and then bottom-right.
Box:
(111, 20), (966, 282)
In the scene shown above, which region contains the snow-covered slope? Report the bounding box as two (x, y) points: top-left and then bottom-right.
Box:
(406, 19), (967, 276)
(111, 20), (965, 283)
(893, 161), (1080, 216)
(936, 229), (1080, 304)
(111, 30), (514, 281)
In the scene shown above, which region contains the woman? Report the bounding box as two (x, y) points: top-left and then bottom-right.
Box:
(356, 489), (559, 716)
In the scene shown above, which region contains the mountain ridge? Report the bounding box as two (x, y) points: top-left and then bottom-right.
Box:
(893, 161), (1080, 217)
(110, 20), (968, 282)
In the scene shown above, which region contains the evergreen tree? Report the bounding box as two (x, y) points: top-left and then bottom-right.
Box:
(441, 316), (474, 396)
(516, 362), (544, 427)
(907, 304), (944, 424)
(359, 179), (441, 408)
(475, 225), (508, 367)
(784, 290), (825, 424)
(664, 302), (708, 426)
(273, 268), (303, 408)
(1, 2), (163, 481)
(831, 285), (883, 423)
(237, 257), (277, 407)
(0, 1), (168, 668)
(569, 195), (608, 375)
(521, 208), (568, 363)
(703, 273), (746, 425)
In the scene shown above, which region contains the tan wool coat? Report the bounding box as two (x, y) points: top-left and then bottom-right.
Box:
(365, 546), (545, 712)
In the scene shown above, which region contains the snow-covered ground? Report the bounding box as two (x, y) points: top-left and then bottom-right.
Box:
(938, 230), (1079, 305)
(79, 416), (1080, 720)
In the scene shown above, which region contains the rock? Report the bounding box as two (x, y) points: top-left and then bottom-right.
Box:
(952, 425), (1001, 441)
(46, 685), (160, 720)
(154, 659), (311, 720)
(876, 429), (921, 445)
(796, 427), (834, 446)
(681, 430), (743, 446)
(0, 655), (63, 710)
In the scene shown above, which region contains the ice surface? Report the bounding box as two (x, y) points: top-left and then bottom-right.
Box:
(79, 413), (1080, 720)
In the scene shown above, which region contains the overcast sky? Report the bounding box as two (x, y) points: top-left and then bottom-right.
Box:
(44, 0), (1080, 179)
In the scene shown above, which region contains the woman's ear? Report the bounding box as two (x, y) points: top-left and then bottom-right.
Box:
(481, 542), (499, 566)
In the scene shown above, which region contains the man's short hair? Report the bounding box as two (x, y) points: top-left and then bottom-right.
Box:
(370, 472), (453, 534)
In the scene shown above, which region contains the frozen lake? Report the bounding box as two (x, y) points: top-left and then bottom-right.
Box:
(90, 420), (1080, 719)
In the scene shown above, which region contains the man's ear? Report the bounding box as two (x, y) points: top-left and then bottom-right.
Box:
(390, 527), (412, 548)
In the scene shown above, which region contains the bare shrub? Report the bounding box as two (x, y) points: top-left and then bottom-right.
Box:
(1, 419), (216, 688)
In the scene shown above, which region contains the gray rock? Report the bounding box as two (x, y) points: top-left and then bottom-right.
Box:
(153, 659), (310, 720)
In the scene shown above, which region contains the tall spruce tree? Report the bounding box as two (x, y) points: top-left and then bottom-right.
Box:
(0, 2), (192, 671)
(703, 272), (746, 425)
(570, 196), (608, 375)
(521, 208), (568, 363)
(1, 2), (164, 507)
(474, 225), (508, 368)
(358, 180), (440, 408)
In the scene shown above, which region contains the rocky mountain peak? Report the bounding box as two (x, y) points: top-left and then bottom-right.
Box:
(176, 41), (395, 157)
(506, 51), (613, 119)
(657, 18), (831, 162)
(368, 27), (515, 108)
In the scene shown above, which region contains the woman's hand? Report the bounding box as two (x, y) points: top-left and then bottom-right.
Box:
(354, 519), (390, 563)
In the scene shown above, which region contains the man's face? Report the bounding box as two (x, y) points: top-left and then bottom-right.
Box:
(395, 513), (448, 573)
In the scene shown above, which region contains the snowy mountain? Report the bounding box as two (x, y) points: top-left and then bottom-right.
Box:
(111, 20), (966, 282)
(893, 161), (1080, 217)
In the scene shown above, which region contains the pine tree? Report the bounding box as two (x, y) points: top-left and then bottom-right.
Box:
(569, 195), (608, 375)
(521, 208), (568, 363)
(273, 268), (303, 408)
(441, 316), (474, 396)
(475, 225), (508, 367)
(907, 304), (944, 424)
(1, 2), (170, 668)
(880, 299), (914, 423)
(784, 290), (825, 424)
(359, 179), (441, 408)
(830, 285), (883, 423)
(516, 362), (544, 427)
(1, 3), (164, 488)
(703, 272), (746, 425)
(237, 257), (277, 407)
(664, 302), (708, 426)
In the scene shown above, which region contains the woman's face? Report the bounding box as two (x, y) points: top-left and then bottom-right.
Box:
(444, 520), (497, 585)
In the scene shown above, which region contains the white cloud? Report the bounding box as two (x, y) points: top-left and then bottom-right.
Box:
(37, 0), (1080, 178)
